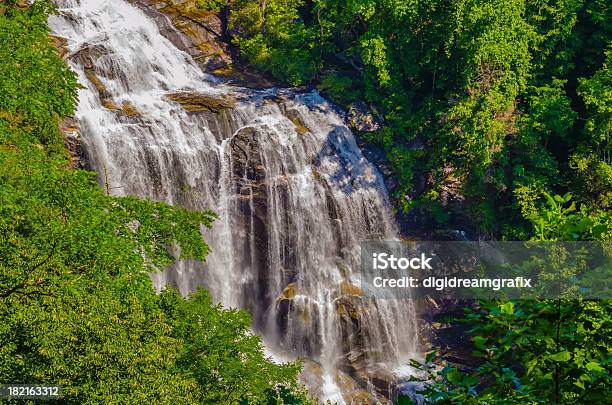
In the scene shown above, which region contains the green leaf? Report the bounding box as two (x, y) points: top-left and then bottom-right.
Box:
(549, 351), (571, 362)
(585, 362), (605, 373)
(500, 302), (514, 315)
(462, 375), (478, 387)
(473, 335), (488, 349)
(526, 358), (538, 375)
(446, 368), (462, 384)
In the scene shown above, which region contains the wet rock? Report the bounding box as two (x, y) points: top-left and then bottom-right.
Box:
(339, 280), (363, 297)
(166, 91), (235, 113)
(227, 126), (274, 322)
(71, 44), (107, 70)
(51, 37), (83, 169)
(275, 283), (297, 336)
(300, 360), (381, 405)
(230, 127), (266, 183)
(133, 0), (231, 71)
(74, 47), (141, 118)
(73, 45), (115, 108)
(275, 293), (323, 357)
(83, 68), (141, 117)
(335, 294), (361, 324)
(275, 282), (305, 339)
(119, 101), (141, 117)
(368, 366), (399, 402)
(84, 69), (111, 100)
(216, 69), (283, 88)
(331, 288), (402, 403)
(344, 362), (398, 404)
(282, 108), (309, 136)
(230, 129), (265, 192)
(49, 35), (69, 59)
(132, 0), (282, 88)
(59, 117), (83, 169)
(276, 282), (297, 301)
(347, 102), (381, 132)
(174, 14), (230, 71)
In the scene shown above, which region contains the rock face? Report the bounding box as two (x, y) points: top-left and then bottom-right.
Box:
(134, 0), (232, 71)
(225, 115), (404, 403)
(132, 0), (281, 88)
(300, 360), (385, 404)
(71, 45), (141, 118)
(347, 102), (381, 132)
(281, 107), (310, 136)
(334, 293), (399, 403)
(50, 35), (69, 59)
(166, 91), (235, 113)
(59, 117), (84, 169)
(228, 126), (273, 322)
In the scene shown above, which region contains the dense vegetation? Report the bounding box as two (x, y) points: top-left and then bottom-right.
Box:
(0, 2), (306, 403)
(407, 195), (611, 403)
(201, 0), (611, 238)
(191, 0), (612, 403)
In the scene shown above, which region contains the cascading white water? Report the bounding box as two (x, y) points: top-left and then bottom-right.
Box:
(50, 0), (419, 402)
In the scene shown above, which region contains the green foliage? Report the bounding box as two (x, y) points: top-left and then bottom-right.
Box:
(570, 49), (612, 208)
(524, 80), (577, 145)
(0, 3), (309, 403)
(227, 0), (319, 85)
(413, 194), (611, 403)
(159, 288), (304, 404)
(196, 0), (227, 12)
(316, 72), (361, 105)
(417, 298), (611, 404)
(0, 0), (77, 147)
(196, 0), (611, 237)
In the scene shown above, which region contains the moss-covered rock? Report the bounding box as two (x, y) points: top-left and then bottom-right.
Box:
(59, 117), (83, 169)
(133, 0), (281, 88)
(334, 294), (361, 321)
(277, 282), (297, 301)
(282, 108), (309, 136)
(119, 101), (141, 117)
(136, 0), (231, 71)
(166, 91), (235, 113)
(340, 280), (363, 297)
(84, 69), (110, 99)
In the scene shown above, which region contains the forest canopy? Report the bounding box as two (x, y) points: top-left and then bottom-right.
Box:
(201, 0), (611, 239)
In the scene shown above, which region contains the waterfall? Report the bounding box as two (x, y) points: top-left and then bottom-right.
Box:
(50, 0), (418, 402)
